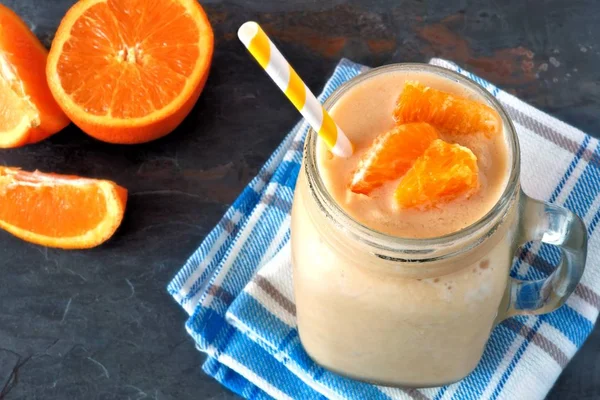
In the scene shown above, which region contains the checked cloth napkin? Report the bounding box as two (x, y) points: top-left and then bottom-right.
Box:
(168, 58), (600, 400)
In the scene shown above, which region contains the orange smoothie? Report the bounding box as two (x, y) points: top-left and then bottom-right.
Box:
(292, 65), (517, 386)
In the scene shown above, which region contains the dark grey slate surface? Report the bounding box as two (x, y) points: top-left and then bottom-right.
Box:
(0, 0), (598, 399)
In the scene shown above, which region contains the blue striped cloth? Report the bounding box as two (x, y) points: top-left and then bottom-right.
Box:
(168, 59), (600, 400)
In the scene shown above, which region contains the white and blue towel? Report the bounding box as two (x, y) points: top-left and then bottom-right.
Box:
(168, 58), (600, 400)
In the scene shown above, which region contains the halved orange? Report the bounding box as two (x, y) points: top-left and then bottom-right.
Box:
(393, 82), (501, 137)
(0, 167), (127, 249)
(0, 4), (70, 148)
(395, 139), (479, 209)
(350, 122), (439, 195)
(46, 0), (214, 144)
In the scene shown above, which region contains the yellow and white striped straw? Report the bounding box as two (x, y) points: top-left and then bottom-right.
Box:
(238, 21), (354, 158)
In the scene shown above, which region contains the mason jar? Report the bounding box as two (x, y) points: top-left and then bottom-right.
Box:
(291, 64), (587, 387)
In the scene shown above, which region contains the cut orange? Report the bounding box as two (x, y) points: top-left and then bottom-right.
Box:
(46, 0), (214, 144)
(350, 122), (439, 195)
(395, 139), (479, 209)
(393, 82), (501, 137)
(0, 4), (70, 148)
(0, 167), (127, 249)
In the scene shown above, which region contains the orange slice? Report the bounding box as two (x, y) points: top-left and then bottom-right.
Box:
(350, 122), (439, 195)
(0, 167), (127, 249)
(393, 82), (501, 137)
(46, 0), (214, 144)
(0, 4), (70, 148)
(395, 139), (479, 209)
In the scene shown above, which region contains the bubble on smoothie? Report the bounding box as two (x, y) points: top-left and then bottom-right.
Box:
(479, 259), (490, 269)
(464, 281), (492, 302)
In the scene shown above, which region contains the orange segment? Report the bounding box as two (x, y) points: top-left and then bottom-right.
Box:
(0, 167), (127, 249)
(0, 4), (70, 148)
(46, 0), (214, 144)
(393, 82), (501, 137)
(395, 139), (479, 209)
(350, 123), (439, 195)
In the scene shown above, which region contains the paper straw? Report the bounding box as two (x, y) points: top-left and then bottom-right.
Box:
(238, 21), (353, 158)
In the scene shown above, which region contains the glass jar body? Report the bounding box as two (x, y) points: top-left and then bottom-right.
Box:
(292, 168), (519, 387)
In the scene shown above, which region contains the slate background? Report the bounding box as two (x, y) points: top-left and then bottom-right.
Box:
(1, 1), (598, 399)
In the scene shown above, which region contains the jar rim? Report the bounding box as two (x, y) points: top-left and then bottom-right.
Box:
(304, 63), (520, 258)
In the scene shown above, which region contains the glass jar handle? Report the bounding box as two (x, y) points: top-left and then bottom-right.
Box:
(499, 190), (587, 320)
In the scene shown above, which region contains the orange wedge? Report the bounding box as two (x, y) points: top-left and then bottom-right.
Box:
(0, 167), (127, 249)
(395, 139), (479, 209)
(393, 82), (501, 137)
(46, 0), (214, 144)
(350, 122), (439, 195)
(0, 4), (70, 148)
